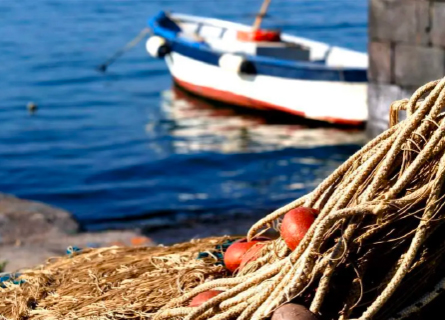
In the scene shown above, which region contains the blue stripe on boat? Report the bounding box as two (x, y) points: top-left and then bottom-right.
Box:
(148, 11), (367, 83)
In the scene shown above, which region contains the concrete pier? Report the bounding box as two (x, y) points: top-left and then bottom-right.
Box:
(367, 0), (445, 137)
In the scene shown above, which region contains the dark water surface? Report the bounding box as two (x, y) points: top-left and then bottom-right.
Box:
(0, 0), (367, 231)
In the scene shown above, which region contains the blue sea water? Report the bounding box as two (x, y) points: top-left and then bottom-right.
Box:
(0, 0), (367, 231)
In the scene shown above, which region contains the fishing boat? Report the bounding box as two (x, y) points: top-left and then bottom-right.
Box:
(145, 9), (368, 126)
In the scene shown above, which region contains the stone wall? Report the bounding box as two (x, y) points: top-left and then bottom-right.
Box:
(367, 0), (445, 137)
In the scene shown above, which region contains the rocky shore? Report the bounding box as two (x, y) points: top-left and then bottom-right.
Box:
(0, 194), (150, 272)
(0, 194), (259, 272)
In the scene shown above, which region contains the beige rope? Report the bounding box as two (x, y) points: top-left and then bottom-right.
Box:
(17, 78), (445, 320)
(127, 77), (445, 320)
(358, 148), (445, 319)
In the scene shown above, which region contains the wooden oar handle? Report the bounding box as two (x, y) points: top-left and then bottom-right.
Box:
(253, 0), (272, 30)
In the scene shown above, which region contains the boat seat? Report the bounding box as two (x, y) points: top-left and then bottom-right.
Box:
(254, 42), (310, 61)
(207, 37), (310, 62)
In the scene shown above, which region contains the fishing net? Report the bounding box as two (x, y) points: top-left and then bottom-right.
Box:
(0, 237), (236, 319)
(3, 78), (445, 319)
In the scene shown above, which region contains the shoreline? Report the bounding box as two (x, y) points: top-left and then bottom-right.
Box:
(0, 193), (148, 272)
(0, 194), (261, 272)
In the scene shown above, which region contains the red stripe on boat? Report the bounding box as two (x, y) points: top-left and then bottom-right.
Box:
(173, 77), (364, 126)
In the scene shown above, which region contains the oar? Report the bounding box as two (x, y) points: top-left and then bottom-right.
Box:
(97, 27), (151, 72)
(252, 0), (272, 30)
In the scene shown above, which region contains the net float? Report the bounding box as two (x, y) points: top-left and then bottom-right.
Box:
(281, 207), (318, 251)
(130, 236), (153, 246)
(272, 303), (319, 320)
(189, 290), (223, 307)
(224, 237), (270, 272)
(239, 242), (267, 271)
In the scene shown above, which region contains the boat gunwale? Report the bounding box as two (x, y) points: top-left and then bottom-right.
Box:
(147, 11), (368, 76)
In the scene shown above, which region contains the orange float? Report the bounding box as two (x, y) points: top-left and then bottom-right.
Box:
(281, 207), (318, 251)
(130, 236), (152, 246)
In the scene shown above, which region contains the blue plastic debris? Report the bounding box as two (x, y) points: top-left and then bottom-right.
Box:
(197, 238), (238, 266)
(66, 243), (104, 256)
(0, 273), (25, 288)
(66, 246), (82, 255)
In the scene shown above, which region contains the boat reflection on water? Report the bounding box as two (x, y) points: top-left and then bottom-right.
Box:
(158, 85), (367, 154)
(123, 86), (368, 234)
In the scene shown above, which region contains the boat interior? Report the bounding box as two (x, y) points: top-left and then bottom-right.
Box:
(163, 12), (368, 69)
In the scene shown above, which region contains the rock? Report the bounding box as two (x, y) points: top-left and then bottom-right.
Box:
(272, 303), (318, 320)
(0, 193), (149, 272)
(0, 194), (78, 245)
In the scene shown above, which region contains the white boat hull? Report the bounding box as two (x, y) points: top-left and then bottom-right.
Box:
(165, 52), (368, 125)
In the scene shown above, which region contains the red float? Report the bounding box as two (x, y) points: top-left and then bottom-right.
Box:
(224, 237), (270, 272)
(189, 290), (223, 307)
(281, 207), (318, 251)
(239, 242), (266, 271)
